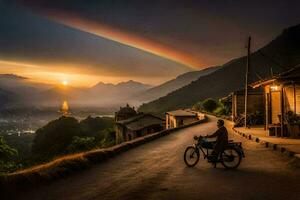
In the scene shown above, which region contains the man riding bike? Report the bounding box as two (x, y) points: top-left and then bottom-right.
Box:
(184, 119), (244, 168)
(204, 119), (228, 162)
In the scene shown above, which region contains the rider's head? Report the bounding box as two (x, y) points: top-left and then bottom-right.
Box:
(217, 119), (224, 128)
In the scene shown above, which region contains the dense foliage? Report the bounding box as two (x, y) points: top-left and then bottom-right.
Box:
(3, 134), (34, 159)
(80, 116), (114, 136)
(201, 98), (218, 112)
(67, 136), (97, 153)
(32, 116), (81, 157)
(0, 136), (18, 161)
(0, 136), (18, 173)
(66, 127), (116, 154)
(193, 98), (231, 116)
(97, 128), (116, 148)
(32, 116), (115, 160)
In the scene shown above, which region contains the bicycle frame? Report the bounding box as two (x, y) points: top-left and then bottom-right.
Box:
(194, 142), (213, 160)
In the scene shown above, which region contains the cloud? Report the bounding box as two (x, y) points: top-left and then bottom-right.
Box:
(0, 1), (191, 85)
(2, 0), (300, 85)
(17, 0), (300, 68)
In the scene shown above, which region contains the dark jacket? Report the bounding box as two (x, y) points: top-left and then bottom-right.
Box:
(207, 126), (228, 154)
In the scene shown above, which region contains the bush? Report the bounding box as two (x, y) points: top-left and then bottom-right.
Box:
(97, 128), (116, 148)
(67, 136), (97, 153)
(213, 106), (227, 115)
(202, 98), (218, 112)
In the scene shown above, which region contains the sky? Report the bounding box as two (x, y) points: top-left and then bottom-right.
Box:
(0, 0), (300, 87)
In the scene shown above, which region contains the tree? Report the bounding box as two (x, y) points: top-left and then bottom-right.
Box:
(32, 116), (116, 159)
(0, 136), (18, 173)
(202, 98), (218, 112)
(0, 136), (18, 161)
(97, 128), (116, 148)
(79, 116), (114, 137)
(32, 116), (81, 157)
(66, 136), (97, 153)
(192, 101), (203, 111)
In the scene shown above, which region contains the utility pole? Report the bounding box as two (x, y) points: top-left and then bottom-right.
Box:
(244, 36), (251, 128)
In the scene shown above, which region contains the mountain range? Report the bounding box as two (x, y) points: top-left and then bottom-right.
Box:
(0, 67), (218, 109)
(139, 24), (300, 113)
(0, 76), (153, 109)
(1, 24), (300, 112)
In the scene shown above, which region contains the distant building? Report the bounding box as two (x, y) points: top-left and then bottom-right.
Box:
(115, 105), (165, 144)
(166, 109), (202, 129)
(115, 104), (138, 121)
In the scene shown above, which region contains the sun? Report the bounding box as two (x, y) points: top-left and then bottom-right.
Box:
(62, 80), (68, 86)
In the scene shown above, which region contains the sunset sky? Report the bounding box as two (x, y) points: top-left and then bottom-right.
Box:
(1, 0), (300, 87)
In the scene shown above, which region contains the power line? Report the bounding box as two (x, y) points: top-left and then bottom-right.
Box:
(258, 50), (285, 69)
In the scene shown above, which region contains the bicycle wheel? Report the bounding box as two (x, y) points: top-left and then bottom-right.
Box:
(221, 147), (242, 169)
(184, 146), (200, 167)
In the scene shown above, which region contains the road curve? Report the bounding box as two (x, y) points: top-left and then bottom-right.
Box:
(13, 117), (300, 200)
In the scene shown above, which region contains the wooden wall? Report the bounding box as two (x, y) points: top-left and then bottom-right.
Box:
(232, 93), (264, 118)
(284, 85), (300, 114)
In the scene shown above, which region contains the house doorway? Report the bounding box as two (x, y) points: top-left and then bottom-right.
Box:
(270, 91), (281, 124)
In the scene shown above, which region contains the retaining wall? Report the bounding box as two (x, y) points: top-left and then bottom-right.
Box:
(0, 115), (207, 188)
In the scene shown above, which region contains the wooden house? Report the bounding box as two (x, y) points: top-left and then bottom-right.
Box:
(251, 65), (300, 138)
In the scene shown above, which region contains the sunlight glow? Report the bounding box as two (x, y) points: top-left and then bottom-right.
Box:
(61, 100), (69, 116)
(0, 59), (164, 86)
(62, 80), (68, 86)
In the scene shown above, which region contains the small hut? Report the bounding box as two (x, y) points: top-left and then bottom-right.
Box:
(166, 109), (202, 129)
(251, 65), (300, 138)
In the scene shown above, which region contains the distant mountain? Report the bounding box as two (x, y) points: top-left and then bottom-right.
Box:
(0, 74), (53, 109)
(134, 66), (221, 103)
(0, 74), (27, 80)
(0, 76), (153, 109)
(82, 80), (152, 107)
(0, 88), (14, 107)
(139, 24), (300, 113)
(0, 74), (50, 90)
(91, 80), (151, 94)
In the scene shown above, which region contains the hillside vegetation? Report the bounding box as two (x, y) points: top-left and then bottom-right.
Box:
(139, 24), (300, 113)
(134, 66), (221, 103)
(0, 116), (115, 174)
